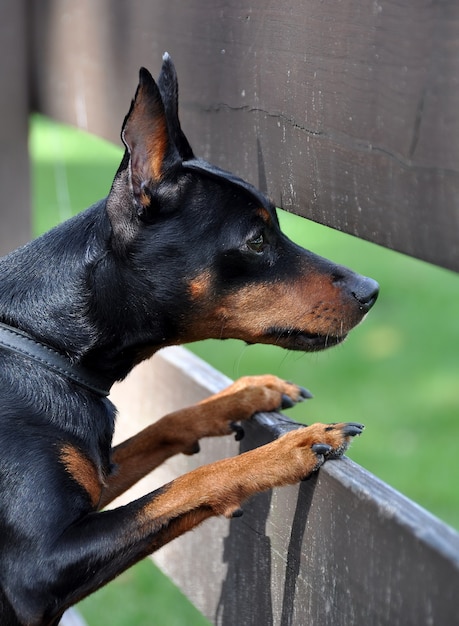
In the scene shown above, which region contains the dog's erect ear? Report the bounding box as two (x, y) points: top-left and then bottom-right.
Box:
(157, 53), (194, 161)
(121, 67), (181, 213)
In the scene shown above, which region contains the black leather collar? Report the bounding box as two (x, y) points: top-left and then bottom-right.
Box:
(0, 322), (112, 397)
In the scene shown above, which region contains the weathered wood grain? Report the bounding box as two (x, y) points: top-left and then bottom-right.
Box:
(30, 0), (459, 270)
(111, 347), (459, 625)
(0, 0), (31, 253)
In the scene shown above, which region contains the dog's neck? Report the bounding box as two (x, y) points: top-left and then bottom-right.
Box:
(0, 322), (112, 397)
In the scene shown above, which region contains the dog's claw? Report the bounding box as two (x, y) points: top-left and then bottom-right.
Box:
(301, 443), (331, 480)
(231, 423), (245, 441)
(183, 441), (200, 455)
(281, 394), (296, 409)
(342, 422), (365, 437)
(281, 385), (312, 409)
(231, 508), (244, 518)
(312, 443), (333, 456)
(298, 386), (313, 400)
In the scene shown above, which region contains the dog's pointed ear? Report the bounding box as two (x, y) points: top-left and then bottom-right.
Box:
(121, 67), (181, 213)
(157, 53), (195, 161)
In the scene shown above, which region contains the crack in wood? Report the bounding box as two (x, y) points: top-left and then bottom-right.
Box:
(409, 86), (427, 160)
(203, 101), (458, 176)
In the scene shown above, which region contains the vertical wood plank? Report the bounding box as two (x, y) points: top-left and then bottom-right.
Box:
(0, 0), (31, 253)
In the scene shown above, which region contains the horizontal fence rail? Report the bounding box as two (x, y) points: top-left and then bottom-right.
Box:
(29, 0), (459, 270)
(110, 347), (459, 626)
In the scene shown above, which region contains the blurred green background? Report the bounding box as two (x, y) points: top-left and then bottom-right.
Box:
(30, 115), (459, 624)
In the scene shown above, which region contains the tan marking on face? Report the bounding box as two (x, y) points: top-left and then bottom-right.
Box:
(183, 273), (365, 345)
(220, 277), (346, 336)
(60, 445), (103, 508)
(215, 275), (356, 339)
(256, 207), (273, 226)
(188, 271), (213, 300)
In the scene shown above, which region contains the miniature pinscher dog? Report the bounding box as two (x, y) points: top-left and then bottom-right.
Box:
(0, 54), (378, 625)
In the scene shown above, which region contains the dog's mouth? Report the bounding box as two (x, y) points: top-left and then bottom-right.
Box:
(265, 327), (347, 352)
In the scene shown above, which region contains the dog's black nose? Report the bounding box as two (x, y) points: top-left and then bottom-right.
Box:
(333, 269), (379, 312)
(351, 276), (379, 311)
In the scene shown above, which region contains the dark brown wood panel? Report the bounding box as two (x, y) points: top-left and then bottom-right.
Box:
(30, 0), (459, 269)
(0, 0), (31, 253)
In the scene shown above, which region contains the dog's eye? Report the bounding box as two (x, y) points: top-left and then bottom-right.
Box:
(247, 234), (265, 253)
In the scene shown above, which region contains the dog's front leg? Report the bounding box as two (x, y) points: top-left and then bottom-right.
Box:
(42, 421), (362, 622)
(100, 375), (310, 507)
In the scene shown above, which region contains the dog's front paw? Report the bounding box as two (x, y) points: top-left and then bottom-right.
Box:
(274, 421), (364, 483)
(192, 375), (312, 444)
(205, 421), (364, 518)
(217, 374), (312, 415)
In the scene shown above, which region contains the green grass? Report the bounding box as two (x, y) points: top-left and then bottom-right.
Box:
(30, 114), (459, 622)
(77, 559), (210, 626)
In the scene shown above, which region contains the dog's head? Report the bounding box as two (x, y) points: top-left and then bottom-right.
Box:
(105, 55), (378, 356)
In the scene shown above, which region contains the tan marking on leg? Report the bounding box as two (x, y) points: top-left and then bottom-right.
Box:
(99, 375), (303, 509)
(137, 422), (358, 526)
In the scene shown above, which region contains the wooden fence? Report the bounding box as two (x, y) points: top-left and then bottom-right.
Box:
(2, 0), (459, 624)
(110, 347), (459, 625)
